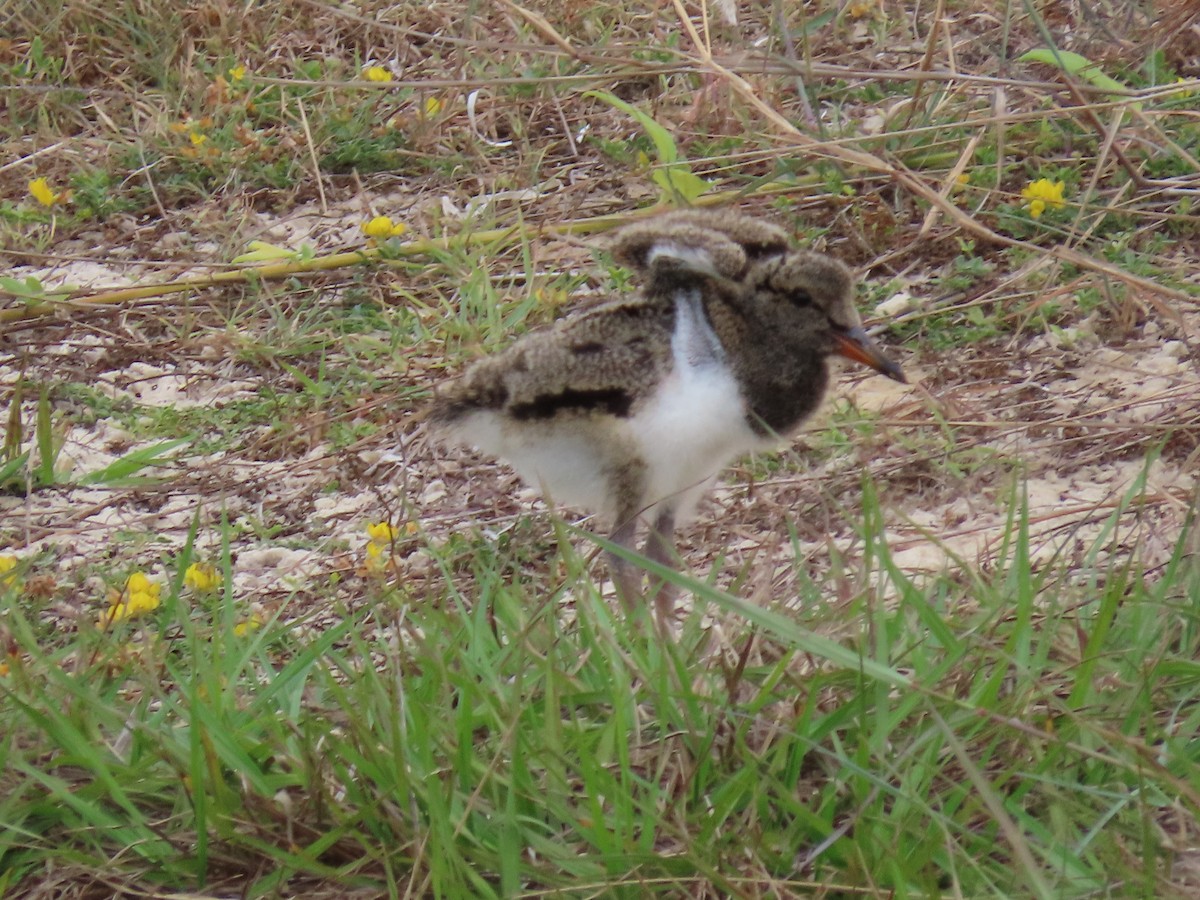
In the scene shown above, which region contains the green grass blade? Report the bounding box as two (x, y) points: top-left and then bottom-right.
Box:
(76, 437), (191, 486)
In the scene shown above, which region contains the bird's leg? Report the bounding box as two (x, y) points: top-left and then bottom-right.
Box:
(607, 512), (642, 612)
(644, 506), (679, 625)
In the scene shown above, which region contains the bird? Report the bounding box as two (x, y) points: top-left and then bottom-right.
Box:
(429, 209), (906, 621)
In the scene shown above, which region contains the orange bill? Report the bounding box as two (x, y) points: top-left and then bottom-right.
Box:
(832, 326), (907, 383)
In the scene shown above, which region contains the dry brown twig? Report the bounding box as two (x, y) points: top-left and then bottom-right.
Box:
(4, 5), (1196, 338)
(662, 0), (1197, 330)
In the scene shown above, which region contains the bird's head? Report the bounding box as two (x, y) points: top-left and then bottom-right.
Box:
(609, 210), (905, 383)
(744, 250), (907, 383)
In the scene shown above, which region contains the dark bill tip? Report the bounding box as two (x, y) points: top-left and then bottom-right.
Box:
(832, 326), (907, 383)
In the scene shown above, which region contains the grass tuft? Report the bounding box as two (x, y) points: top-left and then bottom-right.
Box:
(3, 0), (1200, 894)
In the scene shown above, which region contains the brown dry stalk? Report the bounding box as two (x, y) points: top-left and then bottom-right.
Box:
(4, 12), (1194, 331)
(665, 0), (1197, 328)
(0, 183), (805, 328)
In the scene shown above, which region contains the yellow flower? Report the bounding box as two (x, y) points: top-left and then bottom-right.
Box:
(956, 173), (970, 185)
(365, 540), (387, 572)
(0, 555), (20, 593)
(364, 520), (417, 572)
(234, 614), (263, 636)
(367, 521), (398, 543)
(363, 65), (393, 83)
(28, 177), (58, 207)
(100, 572), (161, 626)
(1021, 178), (1066, 219)
(228, 64), (247, 83)
(126, 572), (157, 597)
(423, 96), (443, 117)
(362, 215), (407, 239)
(190, 131), (208, 147)
(184, 562), (219, 592)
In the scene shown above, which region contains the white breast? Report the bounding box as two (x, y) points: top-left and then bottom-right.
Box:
(628, 290), (768, 521)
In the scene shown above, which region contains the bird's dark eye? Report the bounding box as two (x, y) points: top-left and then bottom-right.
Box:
(788, 290), (812, 307)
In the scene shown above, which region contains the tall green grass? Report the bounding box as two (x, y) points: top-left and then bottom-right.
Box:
(3, 479), (1196, 897)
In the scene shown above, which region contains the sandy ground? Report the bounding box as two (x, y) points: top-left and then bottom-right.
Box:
(3, 204), (1198, 623)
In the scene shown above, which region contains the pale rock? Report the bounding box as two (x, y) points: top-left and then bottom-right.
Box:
(312, 492), (373, 518)
(861, 114), (885, 135)
(874, 291), (913, 318)
(1162, 340), (1188, 360)
(421, 480), (448, 503)
(159, 232), (189, 251)
(1142, 353), (1181, 376)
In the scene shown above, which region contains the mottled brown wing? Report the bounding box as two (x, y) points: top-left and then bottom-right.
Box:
(431, 299), (675, 425)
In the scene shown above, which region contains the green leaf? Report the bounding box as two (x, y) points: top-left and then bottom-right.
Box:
(232, 241), (299, 264)
(800, 8), (836, 34)
(0, 276), (72, 305)
(585, 90), (713, 203)
(585, 90), (679, 164)
(1019, 48), (1139, 108)
(277, 359), (326, 398)
(0, 276), (45, 299)
(0, 450), (29, 485)
(77, 438), (191, 486)
(36, 388), (56, 486)
(651, 167), (712, 204)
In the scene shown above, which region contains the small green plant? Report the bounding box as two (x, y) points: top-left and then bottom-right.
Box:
(0, 275), (70, 306)
(942, 239), (992, 291)
(585, 90), (714, 204)
(1, 383), (190, 494)
(68, 169), (143, 220)
(1019, 48), (1136, 109)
